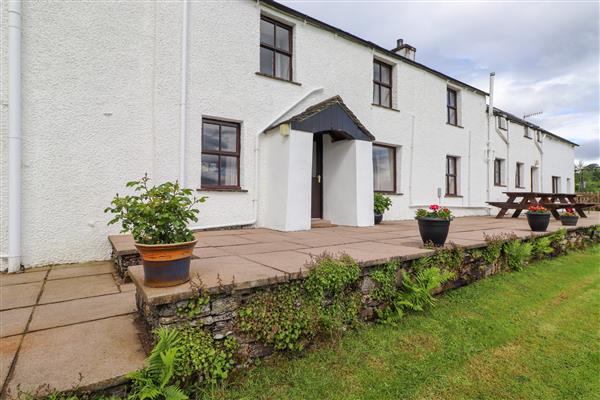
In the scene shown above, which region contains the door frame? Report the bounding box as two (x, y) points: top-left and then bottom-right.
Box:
(311, 134), (323, 219)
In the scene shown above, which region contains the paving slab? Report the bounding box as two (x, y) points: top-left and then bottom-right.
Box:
(47, 262), (115, 280)
(285, 235), (363, 247)
(0, 270), (47, 287)
(192, 246), (230, 259)
(39, 275), (119, 304)
(108, 234), (137, 255)
(118, 282), (137, 292)
(130, 256), (288, 305)
(5, 315), (145, 395)
(0, 307), (33, 337)
(242, 251), (314, 278)
(0, 282), (43, 311)
(219, 241), (307, 256)
(1, 335), (22, 391)
(195, 235), (257, 248)
(236, 232), (292, 243)
(29, 292), (136, 332)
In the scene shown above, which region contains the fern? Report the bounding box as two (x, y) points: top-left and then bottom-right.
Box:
(531, 236), (553, 259)
(400, 267), (455, 311)
(503, 240), (532, 271)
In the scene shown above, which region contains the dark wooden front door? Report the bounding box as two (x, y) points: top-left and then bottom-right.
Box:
(311, 135), (323, 218)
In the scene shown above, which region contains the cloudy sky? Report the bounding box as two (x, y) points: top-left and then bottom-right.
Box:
(280, 0), (600, 163)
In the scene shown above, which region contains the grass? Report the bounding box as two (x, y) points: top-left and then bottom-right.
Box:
(209, 246), (600, 400)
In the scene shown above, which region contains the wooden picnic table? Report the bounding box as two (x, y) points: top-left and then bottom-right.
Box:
(487, 191), (597, 219)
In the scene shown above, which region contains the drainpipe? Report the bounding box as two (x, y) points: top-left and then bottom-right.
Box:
(5, 0), (22, 272)
(179, 0), (189, 185)
(408, 114), (416, 206)
(486, 72), (494, 204)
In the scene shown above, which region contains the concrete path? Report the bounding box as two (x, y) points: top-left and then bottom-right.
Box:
(0, 262), (145, 397)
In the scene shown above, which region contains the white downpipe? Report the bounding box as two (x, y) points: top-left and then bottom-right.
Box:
(5, 0), (22, 272)
(408, 114), (416, 205)
(467, 129), (472, 204)
(179, 0), (189, 185)
(486, 72), (494, 204)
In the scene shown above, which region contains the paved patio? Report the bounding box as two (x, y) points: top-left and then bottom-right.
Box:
(2, 213), (599, 396)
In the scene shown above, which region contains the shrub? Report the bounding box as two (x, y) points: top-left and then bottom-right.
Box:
(374, 192), (392, 215)
(304, 254), (360, 299)
(503, 240), (532, 271)
(104, 174), (206, 245)
(531, 236), (553, 259)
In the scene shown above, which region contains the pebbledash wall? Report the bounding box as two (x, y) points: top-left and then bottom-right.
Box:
(0, 0), (576, 269)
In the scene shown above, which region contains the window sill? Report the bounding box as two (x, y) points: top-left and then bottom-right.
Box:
(445, 194), (463, 198)
(255, 72), (301, 86)
(197, 188), (248, 193)
(376, 191), (403, 195)
(524, 136), (532, 140)
(371, 103), (400, 112)
(515, 186), (526, 189)
(494, 184), (507, 187)
(446, 123), (464, 129)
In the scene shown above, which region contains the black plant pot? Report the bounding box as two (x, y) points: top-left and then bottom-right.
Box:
(417, 218), (451, 247)
(374, 213), (383, 224)
(526, 213), (551, 232)
(560, 215), (578, 226)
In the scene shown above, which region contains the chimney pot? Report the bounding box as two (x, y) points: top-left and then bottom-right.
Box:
(393, 38), (416, 61)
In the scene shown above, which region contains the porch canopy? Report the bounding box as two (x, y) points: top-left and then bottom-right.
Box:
(267, 95), (376, 142)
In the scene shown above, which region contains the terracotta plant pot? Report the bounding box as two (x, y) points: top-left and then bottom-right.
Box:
(526, 213), (551, 232)
(374, 213), (383, 225)
(417, 218), (450, 247)
(560, 215), (578, 226)
(135, 239), (197, 287)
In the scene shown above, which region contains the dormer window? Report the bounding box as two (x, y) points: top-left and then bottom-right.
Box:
(524, 126), (532, 139)
(260, 16), (292, 81)
(373, 60), (392, 108)
(497, 116), (508, 130)
(447, 88), (458, 125)
(536, 131), (543, 143)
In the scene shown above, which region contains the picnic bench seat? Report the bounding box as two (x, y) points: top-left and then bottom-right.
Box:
(487, 192), (599, 219)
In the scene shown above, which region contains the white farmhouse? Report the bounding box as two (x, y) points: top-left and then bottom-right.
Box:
(0, 0), (576, 270)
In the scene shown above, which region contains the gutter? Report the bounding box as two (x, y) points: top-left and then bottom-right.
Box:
(4, 0), (22, 272)
(486, 73), (494, 204)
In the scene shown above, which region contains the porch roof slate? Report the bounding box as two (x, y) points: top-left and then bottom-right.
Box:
(268, 95), (376, 141)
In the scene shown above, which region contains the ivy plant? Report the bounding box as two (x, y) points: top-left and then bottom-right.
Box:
(104, 174), (206, 245)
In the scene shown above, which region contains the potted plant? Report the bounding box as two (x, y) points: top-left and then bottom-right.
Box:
(415, 204), (453, 246)
(526, 205), (551, 232)
(374, 193), (392, 224)
(105, 175), (206, 287)
(559, 208), (579, 226)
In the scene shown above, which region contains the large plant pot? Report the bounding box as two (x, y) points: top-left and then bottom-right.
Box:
(135, 239), (197, 287)
(526, 213), (551, 232)
(560, 215), (579, 226)
(417, 218), (450, 247)
(374, 213), (383, 225)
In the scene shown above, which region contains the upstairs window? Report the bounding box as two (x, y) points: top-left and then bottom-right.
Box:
(494, 158), (505, 186)
(447, 88), (458, 125)
(201, 119), (241, 189)
(446, 156), (459, 195)
(373, 60), (392, 108)
(515, 162), (524, 188)
(373, 144), (396, 192)
(497, 116), (508, 130)
(260, 16), (292, 81)
(536, 130), (543, 143)
(524, 126), (532, 138)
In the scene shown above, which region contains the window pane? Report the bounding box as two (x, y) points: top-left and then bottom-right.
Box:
(260, 19), (274, 46)
(275, 53), (290, 80)
(447, 176), (456, 195)
(372, 145), (394, 192)
(275, 25), (290, 51)
(373, 62), (380, 81)
(373, 83), (380, 105)
(447, 89), (456, 107)
(202, 123), (220, 151)
(380, 65), (391, 85)
(201, 154), (219, 186)
(381, 86), (391, 108)
(220, 125), (237, 152)
(220, 156), (238, 186)
(447, 157), (455, 174)
(448, 108), (457, 125)
(260, 47), (274, 76)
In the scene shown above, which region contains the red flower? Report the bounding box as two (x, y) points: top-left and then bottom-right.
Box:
(429, 204), (440, 211)
(566, 208), (574, 213)
(443, 208), (449, 213)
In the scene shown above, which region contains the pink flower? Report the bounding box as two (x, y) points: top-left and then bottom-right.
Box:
(429, 204), (440, 211)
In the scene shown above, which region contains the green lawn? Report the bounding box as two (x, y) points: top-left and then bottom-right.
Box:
(211, 246), (600, 400)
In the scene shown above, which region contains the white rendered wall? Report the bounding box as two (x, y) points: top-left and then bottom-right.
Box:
(322, 136), (374, 226)
(259, 128), (311, 231)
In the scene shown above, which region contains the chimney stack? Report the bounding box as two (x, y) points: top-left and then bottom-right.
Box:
(392, 38), (416, 61)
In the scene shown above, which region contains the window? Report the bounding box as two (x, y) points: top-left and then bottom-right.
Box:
(536, 130), (543, 143)
(524, 126), (532, 138)
(494, 158), (505, 186)
(201, 119), (240, 189)
(515, 162), (524, 188)
(497, 116), (508, 130)
(373, 61), (392, 108)
(446, 156), (459, 195)
(372, 144), (396, 192)
(552, 176), (561, 193)
(260, 16), (292, 81)
(447, 88), (458, 125)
